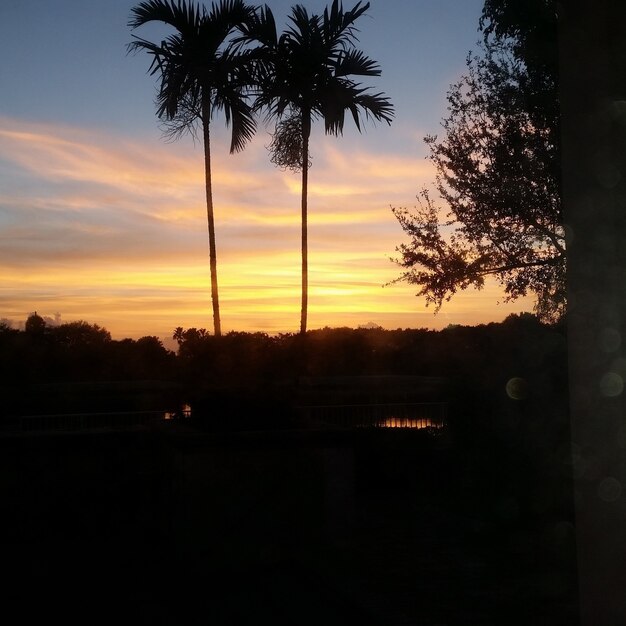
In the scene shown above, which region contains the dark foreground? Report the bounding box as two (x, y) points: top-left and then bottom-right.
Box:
(1, 422), (579, 625)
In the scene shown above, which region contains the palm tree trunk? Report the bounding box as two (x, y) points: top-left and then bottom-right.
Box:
(300, 115), (311, 335)
(202, 97), (222, 337)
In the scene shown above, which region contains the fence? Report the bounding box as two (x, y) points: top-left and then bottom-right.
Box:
(14, 410), (168, 433)
(299, 402), (447, 430)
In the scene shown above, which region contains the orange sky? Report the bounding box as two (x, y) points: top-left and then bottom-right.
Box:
(0, 116), (535, 341)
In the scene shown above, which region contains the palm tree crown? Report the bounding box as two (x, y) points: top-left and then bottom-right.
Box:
(128, 0), (257, 336)
(129, 0), (257, 151)
(243, 1), (393, 134)
(239, 1), (394, 334)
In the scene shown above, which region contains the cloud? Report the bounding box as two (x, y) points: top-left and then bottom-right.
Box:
(0, 115), (533, 337)
(0, 117), (265, 197)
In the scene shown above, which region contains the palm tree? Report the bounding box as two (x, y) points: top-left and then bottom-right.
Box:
(239, 1), (394, 334)
(128, 0), (257, 337)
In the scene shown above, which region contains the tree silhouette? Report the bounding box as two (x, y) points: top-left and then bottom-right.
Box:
(25, 312), (46, 335)
(391, 5), (562, 321)
(128, 0), (257, 336)
(481, 0), (558, 99)
(239, 1), (393, 334)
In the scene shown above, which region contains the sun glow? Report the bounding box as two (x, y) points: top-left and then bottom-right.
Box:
(0, 116), (536, 339)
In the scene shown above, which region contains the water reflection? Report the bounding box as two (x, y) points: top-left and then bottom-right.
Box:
(381, 417), (443, 429)
(164, 404), (192, 420)
(306, 402), (447, 430)
(161, 404), (446, 430)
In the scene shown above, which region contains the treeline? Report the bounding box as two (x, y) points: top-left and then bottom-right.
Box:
(172, 313), (569, 440)
(0, 315), (177, 417)
(1, 312), (568, 428)
(1, 315), (176, 385)
(2, 312), (574, 532)
(172, 313), (567, 398)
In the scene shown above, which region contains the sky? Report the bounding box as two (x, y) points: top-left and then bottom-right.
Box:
(0, 0), (535, 343)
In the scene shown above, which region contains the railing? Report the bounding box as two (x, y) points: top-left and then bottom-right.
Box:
(15, 410), (168, 433)
(7, 403), (445, 434)
(299, 402), (447, 430)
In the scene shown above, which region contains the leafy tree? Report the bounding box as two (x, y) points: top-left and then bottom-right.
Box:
(128, 0), (257, 336)
(239, 1), (393, 334)
(25, 312), (46, 335)
(480, 0), (558, 92)
(116, 336), (176, 380)
(53, 320), (112, 347)
(480, 1), (558, 161)
(391, 1), (563, 321)
(173, 325), (209, 349)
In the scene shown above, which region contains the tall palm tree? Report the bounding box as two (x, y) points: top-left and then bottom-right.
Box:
(128, 0), (257, 336)
(239, 1), (394, 334)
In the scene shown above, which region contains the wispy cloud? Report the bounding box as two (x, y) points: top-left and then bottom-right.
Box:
(0, 116), (533, 336)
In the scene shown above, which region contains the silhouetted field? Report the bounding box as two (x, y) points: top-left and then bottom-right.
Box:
(0, 314), (578, 624)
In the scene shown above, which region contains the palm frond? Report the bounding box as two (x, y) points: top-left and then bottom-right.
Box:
(126, 35), (164, 69)
(322, 0), (370, 49)
(318, 82), (394, 135)
(199, 0), (253, 55)
(207, 0), (253, 27)
(155, 62), (200, 119)
(233, 4), (277, 49)
(352, 90), (395, 125)
(129, 0), (203, 38)
(220, 94), (257, 153)
(286, 5), (318, 45)
(334, 48), (380, 77)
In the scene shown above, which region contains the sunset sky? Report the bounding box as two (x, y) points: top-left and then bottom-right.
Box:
(0, 0), (534, 343)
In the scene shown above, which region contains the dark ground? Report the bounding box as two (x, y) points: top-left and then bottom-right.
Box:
(0, 422), (579, 625)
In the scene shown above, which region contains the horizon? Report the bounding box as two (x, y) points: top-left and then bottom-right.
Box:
(7, 310), (541, 355)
